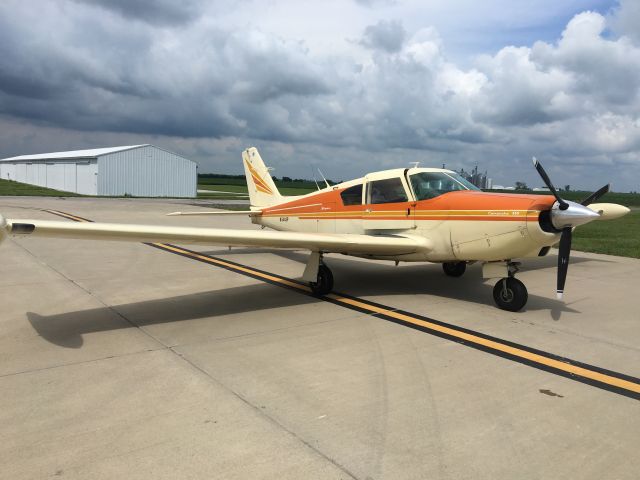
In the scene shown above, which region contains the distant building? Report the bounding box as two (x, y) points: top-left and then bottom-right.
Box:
(458, 165), (489, 189)
(0, 144), (196, 197)
(532, 187), (551, 192)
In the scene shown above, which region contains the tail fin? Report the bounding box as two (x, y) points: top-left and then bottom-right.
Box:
(242, 147), (282, 207)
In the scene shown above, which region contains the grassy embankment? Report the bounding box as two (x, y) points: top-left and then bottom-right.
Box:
(0, 178), (81, 196)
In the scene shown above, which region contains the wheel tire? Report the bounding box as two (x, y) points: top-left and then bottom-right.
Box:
(309, 264), (334, 296)
(443, 261), (466, 277)
(493, 277), (528, 312)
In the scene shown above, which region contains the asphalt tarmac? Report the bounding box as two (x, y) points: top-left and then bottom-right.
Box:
(1, 197), (638, 480)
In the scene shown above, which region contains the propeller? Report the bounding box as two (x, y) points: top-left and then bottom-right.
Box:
(557, 226), (571, 299)
(580, 183), (610, 207)
(531, 158), (605, 300)
(532, 157), (569, 210)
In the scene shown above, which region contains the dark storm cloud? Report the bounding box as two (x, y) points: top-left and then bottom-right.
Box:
(0, 1), (332, 140)
(359, 20), (406, 53)
(73, 0), (207, 25)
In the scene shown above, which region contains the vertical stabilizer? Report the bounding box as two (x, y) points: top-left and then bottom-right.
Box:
(242, 147), (282, 207)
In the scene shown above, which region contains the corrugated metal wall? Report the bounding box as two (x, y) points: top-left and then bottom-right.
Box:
(0, 160), (98, 194)
(97, 146), (196, 197)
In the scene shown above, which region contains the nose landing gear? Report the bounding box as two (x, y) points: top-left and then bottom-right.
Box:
(491, 262), (528, 312)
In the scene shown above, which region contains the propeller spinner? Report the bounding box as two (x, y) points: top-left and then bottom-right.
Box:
(532, 158), (609, 299)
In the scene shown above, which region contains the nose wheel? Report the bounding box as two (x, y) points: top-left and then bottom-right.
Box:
(309, 264), (334, 296)
(493, 277), (528, 312)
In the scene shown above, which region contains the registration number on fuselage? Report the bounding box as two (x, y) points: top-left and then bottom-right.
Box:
(488, 210), (524, 216)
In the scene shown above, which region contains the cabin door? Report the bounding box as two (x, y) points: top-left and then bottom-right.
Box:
(363, 174), (415, 231)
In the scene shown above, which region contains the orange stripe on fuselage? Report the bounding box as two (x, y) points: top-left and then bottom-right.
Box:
(261, 188), (555, 222)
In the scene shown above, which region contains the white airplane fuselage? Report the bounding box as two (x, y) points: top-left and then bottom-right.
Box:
(253, 168), (560, 263)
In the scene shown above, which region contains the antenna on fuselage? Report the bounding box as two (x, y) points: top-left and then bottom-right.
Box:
(312, 176), (321, 191)
(306, 160), (321, 191)
(409, 162), (420, 169)
(317, 168), (331, 189)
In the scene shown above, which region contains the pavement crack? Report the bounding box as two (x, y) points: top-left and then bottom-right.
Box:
(170, 348), (360, 480)
(0, 348), (164, 378)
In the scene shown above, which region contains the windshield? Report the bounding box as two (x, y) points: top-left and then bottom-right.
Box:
(409, 172), (480, 200)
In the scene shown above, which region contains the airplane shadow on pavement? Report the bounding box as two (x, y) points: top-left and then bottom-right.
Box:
(27, 248), (594, 348)
(27, 282), (319, 348)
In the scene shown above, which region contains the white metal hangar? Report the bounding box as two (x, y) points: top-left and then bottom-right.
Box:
(0, 144), (197, 197)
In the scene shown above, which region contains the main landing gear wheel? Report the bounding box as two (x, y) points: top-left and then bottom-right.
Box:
(493, 277), (528, 312)
(309, 264), (334, 296)
(442, 261), (466, 277)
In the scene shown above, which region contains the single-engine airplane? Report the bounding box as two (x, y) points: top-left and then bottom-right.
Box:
(0, 148), (630, 311)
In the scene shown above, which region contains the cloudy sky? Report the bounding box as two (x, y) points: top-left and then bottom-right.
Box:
(1, 0), (639, 191)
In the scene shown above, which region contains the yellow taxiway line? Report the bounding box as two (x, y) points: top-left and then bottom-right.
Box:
(43, 209), (640, 400)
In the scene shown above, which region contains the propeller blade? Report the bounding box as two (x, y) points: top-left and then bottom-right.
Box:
(580, 183), (610, 206)
(532, 157), (569, 210)
(557, 226), (572, 299)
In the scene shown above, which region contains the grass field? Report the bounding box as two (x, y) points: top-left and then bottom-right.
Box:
(199, 175), (321, 190)
(197, 183), (314, 197)
(572, 209), (639, 258)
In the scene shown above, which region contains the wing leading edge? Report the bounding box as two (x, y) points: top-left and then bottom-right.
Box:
(0, 216), (431, 256)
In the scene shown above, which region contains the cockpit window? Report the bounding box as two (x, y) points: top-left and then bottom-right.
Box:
(340, 184), (363, 206)
(367, 177), (408, 204)
(409, 172), (480, 201)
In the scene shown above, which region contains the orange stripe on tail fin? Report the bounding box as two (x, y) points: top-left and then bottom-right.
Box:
(242, 147), (282, 207)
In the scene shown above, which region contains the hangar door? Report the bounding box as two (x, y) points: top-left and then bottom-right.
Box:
(15, 163), (27, 183)
(46, 163), (65, 191)
(63, 163), (76, 192)
(76, 162), (97, 195)
(26, 164), (37, 185)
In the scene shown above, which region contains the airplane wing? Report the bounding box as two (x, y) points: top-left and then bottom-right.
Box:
(0, 216), (431, 256)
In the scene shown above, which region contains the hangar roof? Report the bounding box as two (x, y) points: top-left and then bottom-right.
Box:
(0, 145), (149, 162)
